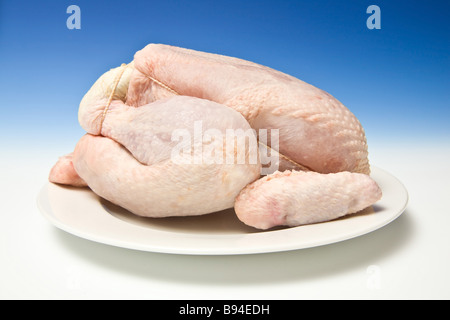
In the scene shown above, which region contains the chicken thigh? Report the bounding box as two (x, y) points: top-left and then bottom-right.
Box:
(78, 95), (261, 217)
(73, 131), (259, 218)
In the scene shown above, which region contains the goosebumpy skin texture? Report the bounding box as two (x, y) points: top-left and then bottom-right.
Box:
(73, 134), (260, 217)
(50, 43), (381, 228)
(235, 171), (382, 230)
(76, 94), (261, 217)
(127, 44), (370, 174)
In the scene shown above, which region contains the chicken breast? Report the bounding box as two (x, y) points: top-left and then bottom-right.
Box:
(126, 44), (370, 174)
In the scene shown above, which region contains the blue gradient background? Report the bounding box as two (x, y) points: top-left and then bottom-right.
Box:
(0, 0), (449, 151)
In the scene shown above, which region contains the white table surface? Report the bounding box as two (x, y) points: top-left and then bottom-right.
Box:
(1, 136), (449, 300)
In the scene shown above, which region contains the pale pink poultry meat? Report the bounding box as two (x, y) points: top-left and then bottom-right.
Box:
(126, 44), (370, 174)
(73, 132), (259, 218)
(73, 95), (261, 217)
(49, 43), (381, 229)
(49, 153), (87, 188)
(235, 170), (381, 230)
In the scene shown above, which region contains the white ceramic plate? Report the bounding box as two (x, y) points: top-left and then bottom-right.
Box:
(37, 166), (408, 255)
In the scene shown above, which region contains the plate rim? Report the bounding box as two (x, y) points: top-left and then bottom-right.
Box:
(37, 166), (409, 255)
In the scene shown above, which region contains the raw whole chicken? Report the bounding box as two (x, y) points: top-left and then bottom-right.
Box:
(49, 43), (382, 230)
